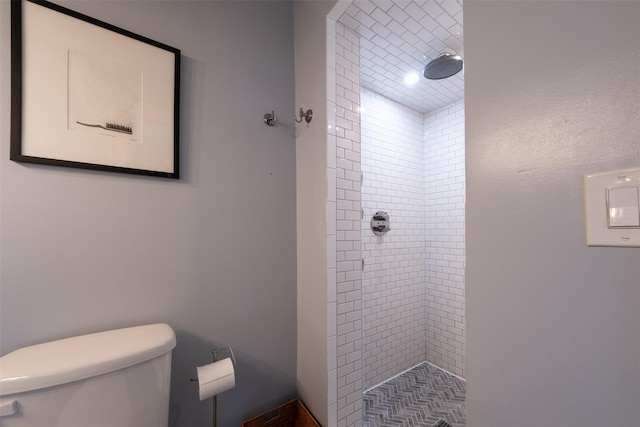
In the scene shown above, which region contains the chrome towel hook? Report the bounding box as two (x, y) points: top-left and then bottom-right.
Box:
(295, 108), (313, 124)
(263, 111), (277, 127)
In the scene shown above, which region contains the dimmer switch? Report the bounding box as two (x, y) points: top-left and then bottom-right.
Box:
(607, 186), (640, 228)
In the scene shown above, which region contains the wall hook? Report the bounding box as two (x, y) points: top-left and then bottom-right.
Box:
(263, 111), (277, 126)
(295, 108), (313, 124)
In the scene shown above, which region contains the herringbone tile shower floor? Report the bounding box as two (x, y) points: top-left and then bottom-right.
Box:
(363, 363), (466, 427)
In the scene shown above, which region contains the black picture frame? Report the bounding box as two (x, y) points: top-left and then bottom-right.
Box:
(11, 0), (180, 179)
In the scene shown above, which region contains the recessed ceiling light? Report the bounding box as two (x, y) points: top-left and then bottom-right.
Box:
(404, 72), (420, 85)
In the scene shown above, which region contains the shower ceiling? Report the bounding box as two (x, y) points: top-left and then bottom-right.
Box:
(339, 0), (464, 114)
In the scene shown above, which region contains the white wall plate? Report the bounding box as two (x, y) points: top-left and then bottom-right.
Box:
(584, 167), (640, 247)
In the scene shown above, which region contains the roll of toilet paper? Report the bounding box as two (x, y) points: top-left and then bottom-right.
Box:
(196, 358), (235, 401)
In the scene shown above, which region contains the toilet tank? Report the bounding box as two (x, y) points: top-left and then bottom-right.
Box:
(0, 323), (176, 427)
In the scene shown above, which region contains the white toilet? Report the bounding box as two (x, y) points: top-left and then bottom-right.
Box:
(0, 323), (176, 426)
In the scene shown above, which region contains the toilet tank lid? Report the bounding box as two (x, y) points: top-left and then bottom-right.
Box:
(0, 323), (176, 396)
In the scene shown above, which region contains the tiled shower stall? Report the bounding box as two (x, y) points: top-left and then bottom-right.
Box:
(361, 88), (428, 389)
(327, 1), (465, 426)
(361, 90), (465, 388)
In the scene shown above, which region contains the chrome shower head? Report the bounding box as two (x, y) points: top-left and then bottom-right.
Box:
(423, 52), (463, 80)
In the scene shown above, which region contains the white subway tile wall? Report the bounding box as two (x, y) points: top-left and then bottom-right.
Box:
(424, 99), (466, 378)
(360, 88), (427, 390)
(327, 13), (338, 427)
(334, 23), (364, 427)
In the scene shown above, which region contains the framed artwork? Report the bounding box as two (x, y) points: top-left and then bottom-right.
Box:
(11, 0), (181, 179)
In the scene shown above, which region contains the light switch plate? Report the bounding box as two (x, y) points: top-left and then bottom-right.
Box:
(584, 167), (640, 247)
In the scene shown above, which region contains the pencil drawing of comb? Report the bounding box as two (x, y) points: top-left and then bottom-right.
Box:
(76, 121), (133, 135)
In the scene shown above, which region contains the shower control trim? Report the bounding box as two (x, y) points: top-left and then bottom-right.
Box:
(371, 211), (390, 236)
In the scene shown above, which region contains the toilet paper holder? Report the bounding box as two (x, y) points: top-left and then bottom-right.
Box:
(212, 347), (236, 368)
(211, 347), (236, 427)
(190, 347), (237, 383)
(191, 347), (237, 427)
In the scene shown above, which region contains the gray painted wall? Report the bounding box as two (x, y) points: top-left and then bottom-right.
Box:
(0, 1), (297, 426)
(465, 1), (640, 426)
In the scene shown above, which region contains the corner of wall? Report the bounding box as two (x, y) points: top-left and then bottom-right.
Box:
(293, 1), (337, 425)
